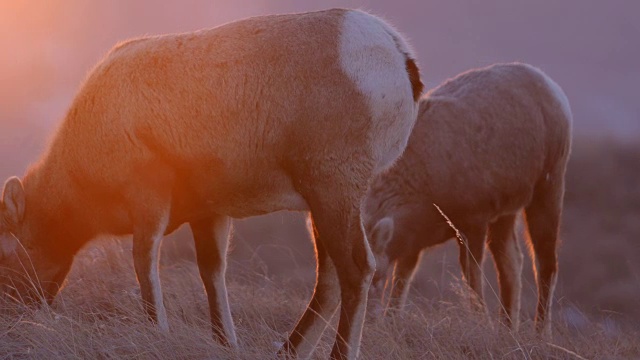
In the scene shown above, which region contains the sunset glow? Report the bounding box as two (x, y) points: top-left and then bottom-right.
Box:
(0, 2), (639, 358)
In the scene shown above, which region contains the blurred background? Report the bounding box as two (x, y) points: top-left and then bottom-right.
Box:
(1, 0), (639, 331)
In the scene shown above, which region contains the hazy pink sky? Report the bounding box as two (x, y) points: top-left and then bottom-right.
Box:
(1, 0), (638, 176)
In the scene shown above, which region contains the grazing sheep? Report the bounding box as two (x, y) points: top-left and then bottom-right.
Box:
(363, 63), (571, 336)
(0, 8), (423, 360)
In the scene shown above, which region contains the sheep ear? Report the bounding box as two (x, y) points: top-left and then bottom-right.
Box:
(2, 177), (25, 228)
(371, 217), (394, 253)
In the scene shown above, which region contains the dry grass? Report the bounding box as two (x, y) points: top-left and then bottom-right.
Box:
(0, 239), (638, 359)
(1, 136), (640, 359)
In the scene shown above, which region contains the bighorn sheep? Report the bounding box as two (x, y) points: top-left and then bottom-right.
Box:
(363, 63), (571, 336)
(0, 9), (422, 359)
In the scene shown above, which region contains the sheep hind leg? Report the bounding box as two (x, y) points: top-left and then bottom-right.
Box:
(280, 216), (340, 359)
(488, 213), (524, 330)
(322, 210), (373, 360)
(296, 188), (373, 360)
(525, 175), (564, 338)
(386, 251), (422, 311)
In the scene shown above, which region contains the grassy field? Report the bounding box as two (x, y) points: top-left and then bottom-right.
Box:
(1, 243), (638, 359)
(1, 137), (639, 359)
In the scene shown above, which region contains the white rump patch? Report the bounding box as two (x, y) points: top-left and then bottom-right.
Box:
(338, 10), (419, 173)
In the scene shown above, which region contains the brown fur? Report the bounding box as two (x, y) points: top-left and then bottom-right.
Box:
(364, 63), (571, 336)
(0, 8), (422, 360)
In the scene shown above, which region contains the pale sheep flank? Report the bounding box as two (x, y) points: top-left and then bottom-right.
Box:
(363, 62), (572, 337)
(0, 9), (423, 360)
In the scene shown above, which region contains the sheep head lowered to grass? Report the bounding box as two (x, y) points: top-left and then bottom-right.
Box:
(364, 62), (571, 338)
(0, 8), (423, 360)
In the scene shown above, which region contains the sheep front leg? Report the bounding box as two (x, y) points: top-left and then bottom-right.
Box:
(386, 251), (421, 311)
(132, 212), (170, 331)
(190, 215), (237, 348)
(457, 224), (488, 310)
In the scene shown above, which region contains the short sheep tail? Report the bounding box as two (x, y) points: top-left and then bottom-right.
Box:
(404, 57), (423, 102)
(383, 28), (424, 102)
